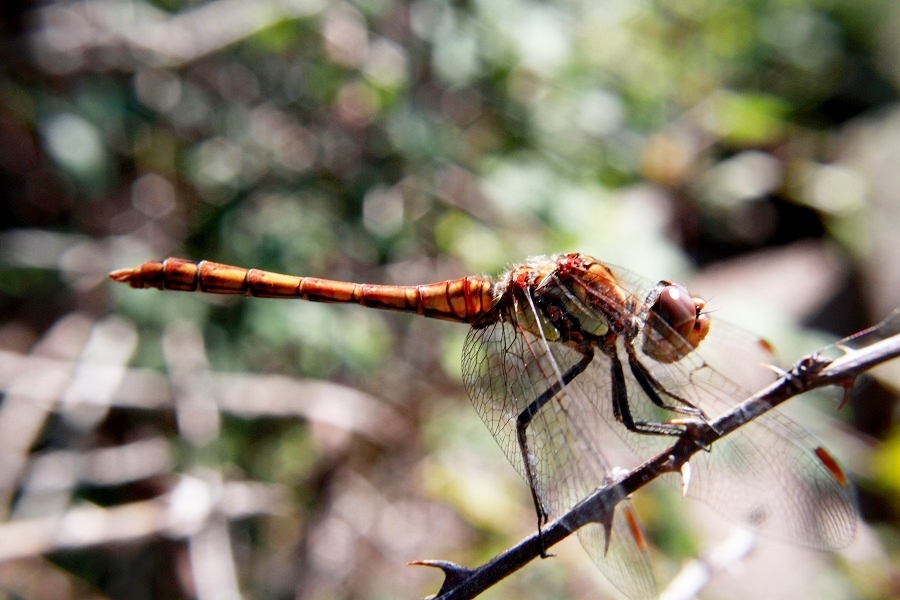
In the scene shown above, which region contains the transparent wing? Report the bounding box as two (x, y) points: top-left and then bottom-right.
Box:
(642, 323), (856, 548)
(579, 265), (857, 549)
(579, 507), (655, 600)
(462, 316), (656, 600)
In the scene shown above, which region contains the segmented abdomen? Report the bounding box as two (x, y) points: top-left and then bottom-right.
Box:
(109, 258), (498, 323)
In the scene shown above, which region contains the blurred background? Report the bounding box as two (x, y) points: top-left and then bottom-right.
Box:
(1, 0), (900, 598)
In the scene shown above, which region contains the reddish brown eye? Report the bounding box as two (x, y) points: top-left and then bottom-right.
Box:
(651, 283), (696, 339)
(643, 282), (710, 363)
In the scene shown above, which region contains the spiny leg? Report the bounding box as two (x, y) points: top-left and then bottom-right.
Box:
(626, 347), (705, 419)
(603, 341), (686, 437)
(516, 350), (594, 557)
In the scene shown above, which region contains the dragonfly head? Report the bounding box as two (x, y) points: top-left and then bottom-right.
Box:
(643, 282), (711, 363)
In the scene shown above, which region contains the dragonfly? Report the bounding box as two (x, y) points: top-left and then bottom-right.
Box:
(109, 253), (857, 599)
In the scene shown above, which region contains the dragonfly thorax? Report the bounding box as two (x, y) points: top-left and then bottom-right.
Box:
(499, 256), (618, 346)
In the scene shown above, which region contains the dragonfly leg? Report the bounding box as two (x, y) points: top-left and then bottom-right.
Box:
(626, 348), (705, 419)
(604, 342), (686, 437)
(516, 350), (595, 557)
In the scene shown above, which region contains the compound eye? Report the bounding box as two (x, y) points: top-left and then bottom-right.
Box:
(652, 283), (696, 339)
(644, 282), (710, 363)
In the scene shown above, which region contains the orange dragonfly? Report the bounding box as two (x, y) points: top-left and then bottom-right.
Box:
(109, 253), (856, 600)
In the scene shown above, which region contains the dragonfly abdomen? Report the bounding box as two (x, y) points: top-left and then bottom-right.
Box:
(109, 258), (497, 323)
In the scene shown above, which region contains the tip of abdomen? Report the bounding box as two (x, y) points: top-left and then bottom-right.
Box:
(108, 267), (142, 287)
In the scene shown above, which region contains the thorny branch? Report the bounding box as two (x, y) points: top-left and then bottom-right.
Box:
(419, 311), (900, 600)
